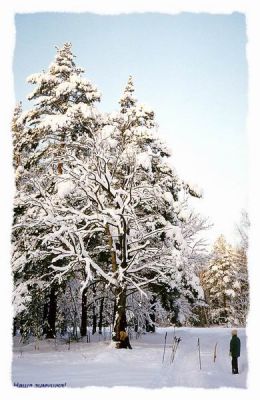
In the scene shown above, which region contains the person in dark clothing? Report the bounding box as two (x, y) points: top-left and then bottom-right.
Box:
(230, 329), (241, 374)
(119, 330), (132, 349)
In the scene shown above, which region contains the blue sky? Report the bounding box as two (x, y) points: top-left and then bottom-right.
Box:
(13, 12), (247, 245)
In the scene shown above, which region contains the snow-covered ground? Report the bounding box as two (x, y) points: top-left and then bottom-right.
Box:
(12, 327), (247, 389)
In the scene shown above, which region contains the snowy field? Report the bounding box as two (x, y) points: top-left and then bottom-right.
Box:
(12, 327), (247, 389)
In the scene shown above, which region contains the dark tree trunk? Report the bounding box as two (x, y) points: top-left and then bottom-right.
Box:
(13, 318), (17, 336)
(92, 309), (97, 335)
(98, 297), (104, 334)
(92, 284), (97, 335)
(45, 286), (57, 339)
(134, 318), (138, 333)
(146, 295), (156, 332)
(112, 298), (116, 325)
(223, 293), (227, 324)
(42, 301), (49, 335)
(113, 287), (127, 341)
(80, 287), (88, 337)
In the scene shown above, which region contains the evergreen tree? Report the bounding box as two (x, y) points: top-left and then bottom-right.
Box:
(233, 210), (249, 325)
(12, 43), (101, 338)
(12, 46), (205, 343)
(202, 235), (241, 326)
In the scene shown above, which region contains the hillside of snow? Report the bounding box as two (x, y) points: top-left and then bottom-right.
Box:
(12, 327), (247, 389)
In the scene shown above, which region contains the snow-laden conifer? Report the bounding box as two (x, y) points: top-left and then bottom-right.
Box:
(12, 43), (102, 338)
(12, 47), (205, 342)
(202, 235), (241, 326)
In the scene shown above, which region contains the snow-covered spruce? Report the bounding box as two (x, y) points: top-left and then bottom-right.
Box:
(201, 235), (248, 326)
(12, 43), (102, 339)
(12, 44), (206, 343)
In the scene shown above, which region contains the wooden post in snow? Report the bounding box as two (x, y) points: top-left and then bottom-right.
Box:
(162, 331), (167, 363)
(213, 342), (218, 362)
(197, 338), (202, 370)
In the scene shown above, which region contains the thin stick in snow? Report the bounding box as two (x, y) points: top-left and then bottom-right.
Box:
(170, 336), (181, 364)
(197, 338), (202, 370)
(213, 342), (218, 362)
(162, 331), (167, 363)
